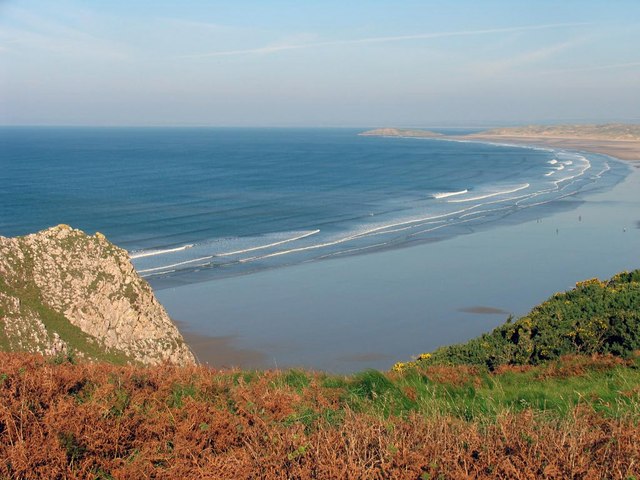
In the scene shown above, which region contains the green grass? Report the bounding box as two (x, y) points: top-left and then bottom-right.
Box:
(0, 265), (130, 365)
(114, 357), (639, 426)
(377, 358), (640, 421)
(168, 382), (198, 408)
(217, 356), (640, 424)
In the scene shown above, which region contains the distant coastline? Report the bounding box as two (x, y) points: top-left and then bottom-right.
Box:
(360, 124), (640, 163)
(358, 127), (443, 138)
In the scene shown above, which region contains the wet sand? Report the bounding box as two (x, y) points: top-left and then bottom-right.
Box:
(458, 306), (511, 315)
(175, 320), (268, 369)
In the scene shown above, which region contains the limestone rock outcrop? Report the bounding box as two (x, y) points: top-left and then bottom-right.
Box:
(0, 225), (195, 365)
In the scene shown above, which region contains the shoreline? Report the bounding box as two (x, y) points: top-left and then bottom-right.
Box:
(162, 164), (639, 371)
(359, 126), (640, 163)
(463, 134), (640, 164)
(148, 135), (627, 292)
(156, 132), (639, 370)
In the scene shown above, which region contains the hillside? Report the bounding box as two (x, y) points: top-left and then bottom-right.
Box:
(398, 271), (640, 371)
(474, 123), (640, 141)
(1, 269), (640, 477)
(0, 225), (194, 366)
(0, 351), (638, 478)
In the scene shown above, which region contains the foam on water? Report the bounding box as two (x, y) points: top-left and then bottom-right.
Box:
(447, 184), (530, 203)
(432, 189), (468, 199)
(130, 244), (194, 259)
(130, 145), (620, 281)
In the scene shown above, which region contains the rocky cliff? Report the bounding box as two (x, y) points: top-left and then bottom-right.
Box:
(0, 225), (195, 366)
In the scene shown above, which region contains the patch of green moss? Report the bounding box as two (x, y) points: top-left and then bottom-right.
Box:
(123, 283), (139, 304)
(88, 272), (115, 293)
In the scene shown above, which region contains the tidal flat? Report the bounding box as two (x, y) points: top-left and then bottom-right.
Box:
(158, 156), (640, 372)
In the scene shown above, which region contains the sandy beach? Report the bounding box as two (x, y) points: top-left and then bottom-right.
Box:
(466, 134), (640, 163)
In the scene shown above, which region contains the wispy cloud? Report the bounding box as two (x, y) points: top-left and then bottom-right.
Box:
(180, 22), (590, 59)
(0, 6), (130, 60)
(477, 37), (588, 76)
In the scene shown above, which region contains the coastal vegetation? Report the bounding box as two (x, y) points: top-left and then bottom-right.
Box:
(1, 351), (639, 478)
(396, 271), (640, 372)
(1, 270), (640, 478)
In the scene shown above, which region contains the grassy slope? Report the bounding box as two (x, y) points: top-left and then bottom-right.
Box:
(0, 352), (639, 478)
(1, 270), (640, 477)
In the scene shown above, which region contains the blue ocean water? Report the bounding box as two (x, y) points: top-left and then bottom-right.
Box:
(0, 127), (627, 289)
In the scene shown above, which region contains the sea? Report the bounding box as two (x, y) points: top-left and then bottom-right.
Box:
(0, 127), (626, 284)
(1, 127), (636, 371)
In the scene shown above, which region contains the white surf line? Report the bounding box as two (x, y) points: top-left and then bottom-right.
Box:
(130, 244), (194, 259)
(349, 186), (547, 246)
(432, 189), (468, 199)
(592, 162), (611, 178)
(514, 161), (598, 208)
(408, 215), (484, 237)
(515, 164), (592, 206)
(447, 184), (530, 203)
(138, 255), (214, 273)
(428, 136), (554, 152)
(362, 219), (448, 237)
(518, 188), (584, 209)
(216, 229), (320, 257)
(551, 160), (591, 188)
(459, 206), (511, 219)
(316, 241), (398, 260)
(238, 207), (479, 263)
(141, 269), (176, 277)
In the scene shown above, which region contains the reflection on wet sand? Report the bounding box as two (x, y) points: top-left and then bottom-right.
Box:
(176, 322), (268, 369)
(458, 306), (511, 315)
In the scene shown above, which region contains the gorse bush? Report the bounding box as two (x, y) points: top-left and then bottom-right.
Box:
(417, 270), (640, 369)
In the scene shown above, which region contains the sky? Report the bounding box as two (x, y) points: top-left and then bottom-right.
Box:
(1, 0), (639, 127)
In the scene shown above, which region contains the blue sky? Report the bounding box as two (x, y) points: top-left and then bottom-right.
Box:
(1, 0), (639, 126)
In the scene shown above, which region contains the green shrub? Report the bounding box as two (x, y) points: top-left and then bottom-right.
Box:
(424, 270), (640, 369)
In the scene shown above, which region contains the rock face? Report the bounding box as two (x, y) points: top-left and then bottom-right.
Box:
(0, 225), (195, 366)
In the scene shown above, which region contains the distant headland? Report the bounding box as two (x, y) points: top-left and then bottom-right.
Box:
(360, 124), (640, 162)
(358, 127), (443, 138)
